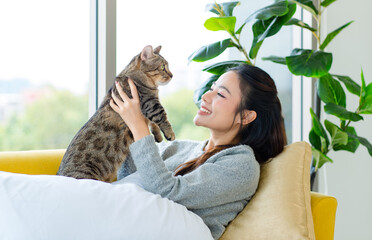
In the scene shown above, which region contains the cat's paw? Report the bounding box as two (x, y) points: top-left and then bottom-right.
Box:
(165, 132), (175, 141)
(154, 134), (163, 143)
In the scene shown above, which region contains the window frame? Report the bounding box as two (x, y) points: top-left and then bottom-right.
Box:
(291, 8), (315, 143)
(89, 0), (116, 117)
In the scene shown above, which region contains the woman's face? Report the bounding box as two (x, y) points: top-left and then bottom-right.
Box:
(193, 71), (243, 134)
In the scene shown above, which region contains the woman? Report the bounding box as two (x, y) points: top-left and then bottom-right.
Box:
(110, 64), (287, 239)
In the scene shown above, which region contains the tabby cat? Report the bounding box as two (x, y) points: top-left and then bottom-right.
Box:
(57, 45), (175, 182)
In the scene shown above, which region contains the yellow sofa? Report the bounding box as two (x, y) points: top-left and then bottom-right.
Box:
(0, 146), (337, 240)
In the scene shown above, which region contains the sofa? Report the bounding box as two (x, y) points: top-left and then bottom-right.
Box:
(0, 141), (337, 239)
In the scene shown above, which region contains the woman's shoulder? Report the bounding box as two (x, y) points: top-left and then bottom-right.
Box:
(216, 144), (255, 159)
(205, 145), (260, 192)
(209, 144), (259, 169)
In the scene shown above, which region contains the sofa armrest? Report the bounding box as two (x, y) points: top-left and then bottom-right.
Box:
(311, 191), (337, 240)
(0, 149), (65, 175)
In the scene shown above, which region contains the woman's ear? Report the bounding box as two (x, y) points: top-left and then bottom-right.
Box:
(241, 110), (257, 125)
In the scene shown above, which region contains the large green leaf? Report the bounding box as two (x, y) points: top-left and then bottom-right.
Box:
(249, 17), (277, 59)
(311, 147), (333, 170)
(204, 17), (237, 34)
(332, 74), (361, 96)
(188, 39), (232, 63)
(324, 120), (348, 146)
(262, 55), (287, 65)
(237, 0), (289, 34)
(320, 21), (353, 50)
(245, 0), (288, 22)
(317, 74), (346, 107)
(249, 2), (296, 59)
(284, 18), (316, 32)
(292, 0), (318, 17)
(205, 1), (240, 17)
(310, 107), (329, 149)
(202, 60), (248, 75)
(324, 103), (364, 121)
(321, 0), (337, 8)
(359, 69), (372, 114)
(360, 68), (366, 101)
(285, 49), (332, 77)
(193, 75), (220, 107)
(353, 135), (372, 156)
(346, 128), (372, 156)
(309, 128), (322, 151)
(333, 126), (360, 153)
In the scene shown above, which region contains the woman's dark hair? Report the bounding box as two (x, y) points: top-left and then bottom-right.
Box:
(232, 64), (287, 164)
(175, 64), (287, 176)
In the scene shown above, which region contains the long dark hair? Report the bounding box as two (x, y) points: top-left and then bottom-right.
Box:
(175, 64), (287, 176)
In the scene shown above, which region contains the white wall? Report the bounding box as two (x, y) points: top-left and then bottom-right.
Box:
(318, 0), (372, 239)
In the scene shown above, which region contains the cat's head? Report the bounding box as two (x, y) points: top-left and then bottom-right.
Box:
(139, 45), (173, 86)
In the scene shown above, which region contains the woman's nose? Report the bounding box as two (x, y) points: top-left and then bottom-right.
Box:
(201, 90), (213, 103)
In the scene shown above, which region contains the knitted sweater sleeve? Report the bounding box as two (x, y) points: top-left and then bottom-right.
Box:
(129, 135), (260, 210)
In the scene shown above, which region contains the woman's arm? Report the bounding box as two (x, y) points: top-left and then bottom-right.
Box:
(130, 135), (260, 210)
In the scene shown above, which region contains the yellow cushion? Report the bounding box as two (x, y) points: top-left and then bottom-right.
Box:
(0, 149), (65, 175)
(220, 141), (315, 240)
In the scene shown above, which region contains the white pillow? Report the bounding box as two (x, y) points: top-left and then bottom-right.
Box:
(0, 171), (213, 240)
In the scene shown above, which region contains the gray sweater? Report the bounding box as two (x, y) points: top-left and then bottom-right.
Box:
(115, 135), (260, 239)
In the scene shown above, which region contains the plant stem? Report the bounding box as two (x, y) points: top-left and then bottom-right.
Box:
(317, 0), (322, 48)
(231, 33), (252, 65)
(344, 120), (352, 129)
(312, 31), (320, 44)
(342, 107), (360, 130)
(213, 1), (252, 64)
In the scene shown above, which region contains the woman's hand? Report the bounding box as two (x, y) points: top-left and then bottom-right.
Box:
(110, 78), (150, 141)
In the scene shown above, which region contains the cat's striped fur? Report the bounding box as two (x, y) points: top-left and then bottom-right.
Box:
(57, 45), (175, 182)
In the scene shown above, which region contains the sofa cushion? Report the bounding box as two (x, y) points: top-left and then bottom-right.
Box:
(220, 141), (315, 240)
(0, 171), (213, 240)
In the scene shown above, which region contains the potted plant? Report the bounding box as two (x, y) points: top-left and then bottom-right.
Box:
(262, 0), (372, 184)
(188, 0), (372, 187)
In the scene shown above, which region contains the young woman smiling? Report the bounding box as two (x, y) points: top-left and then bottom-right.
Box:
(110, 64), (287, 239)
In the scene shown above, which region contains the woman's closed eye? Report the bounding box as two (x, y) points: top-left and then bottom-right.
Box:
(208, 88), (226, 98)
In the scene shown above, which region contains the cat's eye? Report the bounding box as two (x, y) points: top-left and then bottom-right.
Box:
(160, 64), (165, 71)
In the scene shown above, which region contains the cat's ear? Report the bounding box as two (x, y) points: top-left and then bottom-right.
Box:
(141, 45), (154, 61)
(154, 45), (162, 54)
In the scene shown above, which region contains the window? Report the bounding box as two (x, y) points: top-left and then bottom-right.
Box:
(0, 0), (90, 151)
(0, 1), (307, 151)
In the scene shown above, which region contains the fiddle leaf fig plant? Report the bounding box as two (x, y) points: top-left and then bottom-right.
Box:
(189, 0), (372, 175)
(262, 0), (372, 172)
